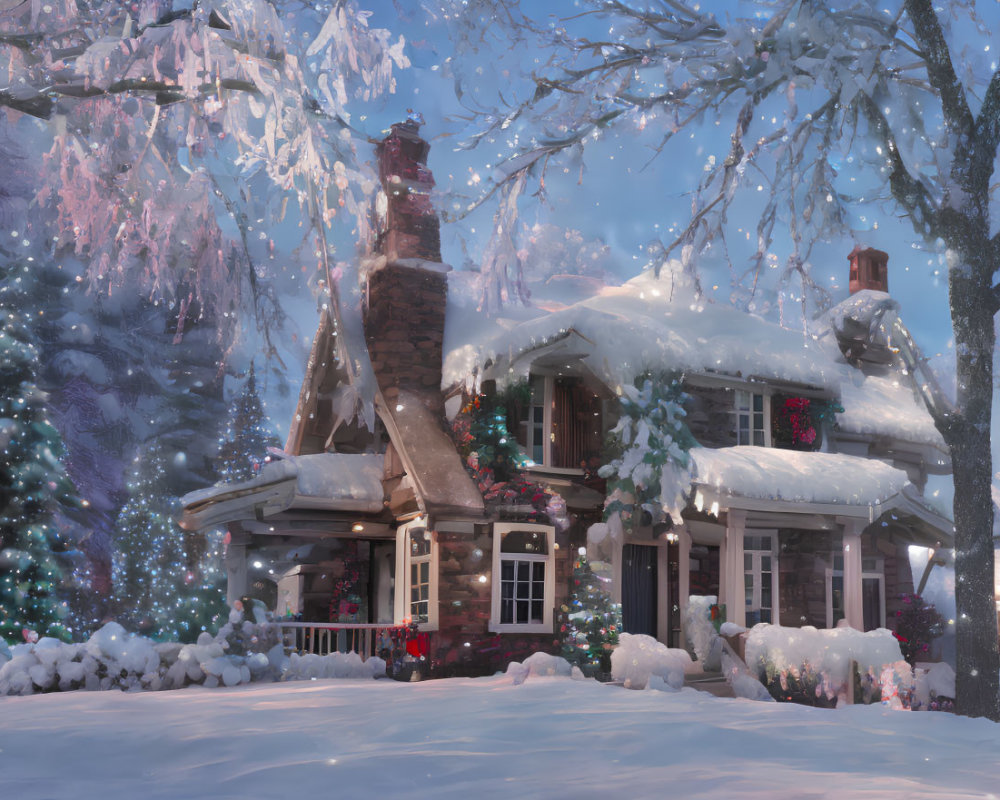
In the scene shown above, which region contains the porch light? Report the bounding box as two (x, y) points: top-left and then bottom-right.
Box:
(477, 575), (488, 584)
(352, 523), (364, 532)
(578, 546), (586, 556)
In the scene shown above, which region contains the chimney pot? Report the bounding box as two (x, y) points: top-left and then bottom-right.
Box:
(848, 245), (889, 294)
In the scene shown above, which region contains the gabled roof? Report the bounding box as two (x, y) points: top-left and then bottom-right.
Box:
(445, 269), (846, 394)
(444, 266), (946, 456)
(378, 389), (485, 519)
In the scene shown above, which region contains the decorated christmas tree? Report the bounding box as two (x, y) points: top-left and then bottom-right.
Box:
(0, 261), (78, 643)
(560, 548), (621, 678)
(113, 437), (226, 641)
(216, 363), (281, 483)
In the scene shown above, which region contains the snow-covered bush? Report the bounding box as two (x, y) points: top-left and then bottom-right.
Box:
(611, 633), (691, 691)
(684, 595), (719, 665)
(745, 624), (909, 707)
(505, 651), (580, 685)
(0, 605), (385, 696)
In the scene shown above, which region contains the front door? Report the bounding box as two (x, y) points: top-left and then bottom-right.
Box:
(622, 543), (658, 637)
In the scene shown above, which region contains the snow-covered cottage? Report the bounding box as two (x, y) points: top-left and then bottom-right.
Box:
(178, 120), (953, 676)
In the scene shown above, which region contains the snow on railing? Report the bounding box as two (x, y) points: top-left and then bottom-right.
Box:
(275, 622), (410, 661)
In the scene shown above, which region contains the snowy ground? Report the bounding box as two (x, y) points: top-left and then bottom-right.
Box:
(2, 676), (999, 799)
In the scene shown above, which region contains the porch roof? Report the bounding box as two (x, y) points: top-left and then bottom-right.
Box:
(178, 452), (386, 531)
(689, 445), (953, 544)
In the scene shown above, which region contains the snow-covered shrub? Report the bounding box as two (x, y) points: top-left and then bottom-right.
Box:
(745, 624), (909, 707)
(684, 595), (719, 665)
(911, 662), (956, 712)
(505, 651), (579, 685)
(611, 632), (691, 690)
(0, 605), (385, 696)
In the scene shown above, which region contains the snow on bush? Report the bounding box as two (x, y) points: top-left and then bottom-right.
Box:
(0, 607), (386, 697)
(505, 651), (580, 685)
(685, 595), (718, 664)
(745, 624), (909, 705)
(611, 633), (691, 691)
(721, 646), (773, 703)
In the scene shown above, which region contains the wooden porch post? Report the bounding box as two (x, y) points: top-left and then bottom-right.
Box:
(724, 510), (747, 627)
(678, 527), (691, 646)
(225, 529), (249, 607)
(841, 518), (865, 630)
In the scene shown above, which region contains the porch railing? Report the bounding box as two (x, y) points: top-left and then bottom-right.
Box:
(275, 622), (410, 661)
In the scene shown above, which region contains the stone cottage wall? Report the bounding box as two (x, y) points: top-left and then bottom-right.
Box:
(428, 525), (569, 678)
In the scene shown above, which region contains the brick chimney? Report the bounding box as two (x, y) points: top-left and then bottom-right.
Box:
(848, 245), (889, 294)
(365, 117), (449, 409)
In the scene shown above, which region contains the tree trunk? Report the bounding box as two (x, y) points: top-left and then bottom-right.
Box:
(946, 259), (1000, 720)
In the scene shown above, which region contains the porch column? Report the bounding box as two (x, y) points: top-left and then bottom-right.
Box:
(723, 510), (747, 627)
(678, 527), (691, 646)
(225, 529), (249, 607)
(842, 518), (865, 630)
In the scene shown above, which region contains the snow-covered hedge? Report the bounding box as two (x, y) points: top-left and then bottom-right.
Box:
(745, 624), (910, 706)
(0, 608), (384, 697)
(611, 633), (691, 691)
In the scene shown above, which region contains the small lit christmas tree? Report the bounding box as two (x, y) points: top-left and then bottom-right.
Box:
(216, 363), (280, 483)
(560, 548), (621, 678)
(113, 438), (226, 641)
(0, 261), (77, 643)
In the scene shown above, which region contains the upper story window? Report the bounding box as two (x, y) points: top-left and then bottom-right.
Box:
(490, 523), (556, 633)
(520, 374), (603, 469)
(735, 390), (769, 447)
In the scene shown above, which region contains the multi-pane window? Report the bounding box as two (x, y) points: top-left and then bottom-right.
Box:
(744, 533), (776, 625)
(395, 519), (437, 629)
(408, 527), (432, 623)
(735, 390), (768, 447)
(827, 555), (884, 630)
(491, 523), (555, 632)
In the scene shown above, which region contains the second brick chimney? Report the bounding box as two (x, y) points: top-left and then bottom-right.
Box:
(848, 245), (889, 294)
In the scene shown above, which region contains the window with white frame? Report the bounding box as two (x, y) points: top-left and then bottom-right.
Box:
(395, 518), (438, 629)
(826, 555), (884, 630)
(490, 523), (555, 633)
(735, 389), (769, 447)
(744, 533), (778, 625)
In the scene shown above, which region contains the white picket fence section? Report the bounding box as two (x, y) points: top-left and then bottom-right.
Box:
(275, 622), (409, 661)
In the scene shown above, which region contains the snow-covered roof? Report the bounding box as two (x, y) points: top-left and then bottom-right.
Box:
(689, 446), (910, 511)
(836, 374), (946, 451)
(444, 268), (849, 393)
(444, 265), (946, 455)
(178, 452), (385, 531)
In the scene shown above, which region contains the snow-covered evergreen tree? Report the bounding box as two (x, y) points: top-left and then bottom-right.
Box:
(0, 260), (77, 643)
(216, 363), (280, 484)
(600, 374), (696, 532)
(113, 437), (226, 642)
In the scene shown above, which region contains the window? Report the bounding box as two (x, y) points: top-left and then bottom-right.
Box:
(735, 390), (769, 447)
(490, 523), (556, 633)
(395, 518), (438, 630)
(826, 555), (884, 630)
(521, 374), (604, 469)
(744, 533), (777, 625)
